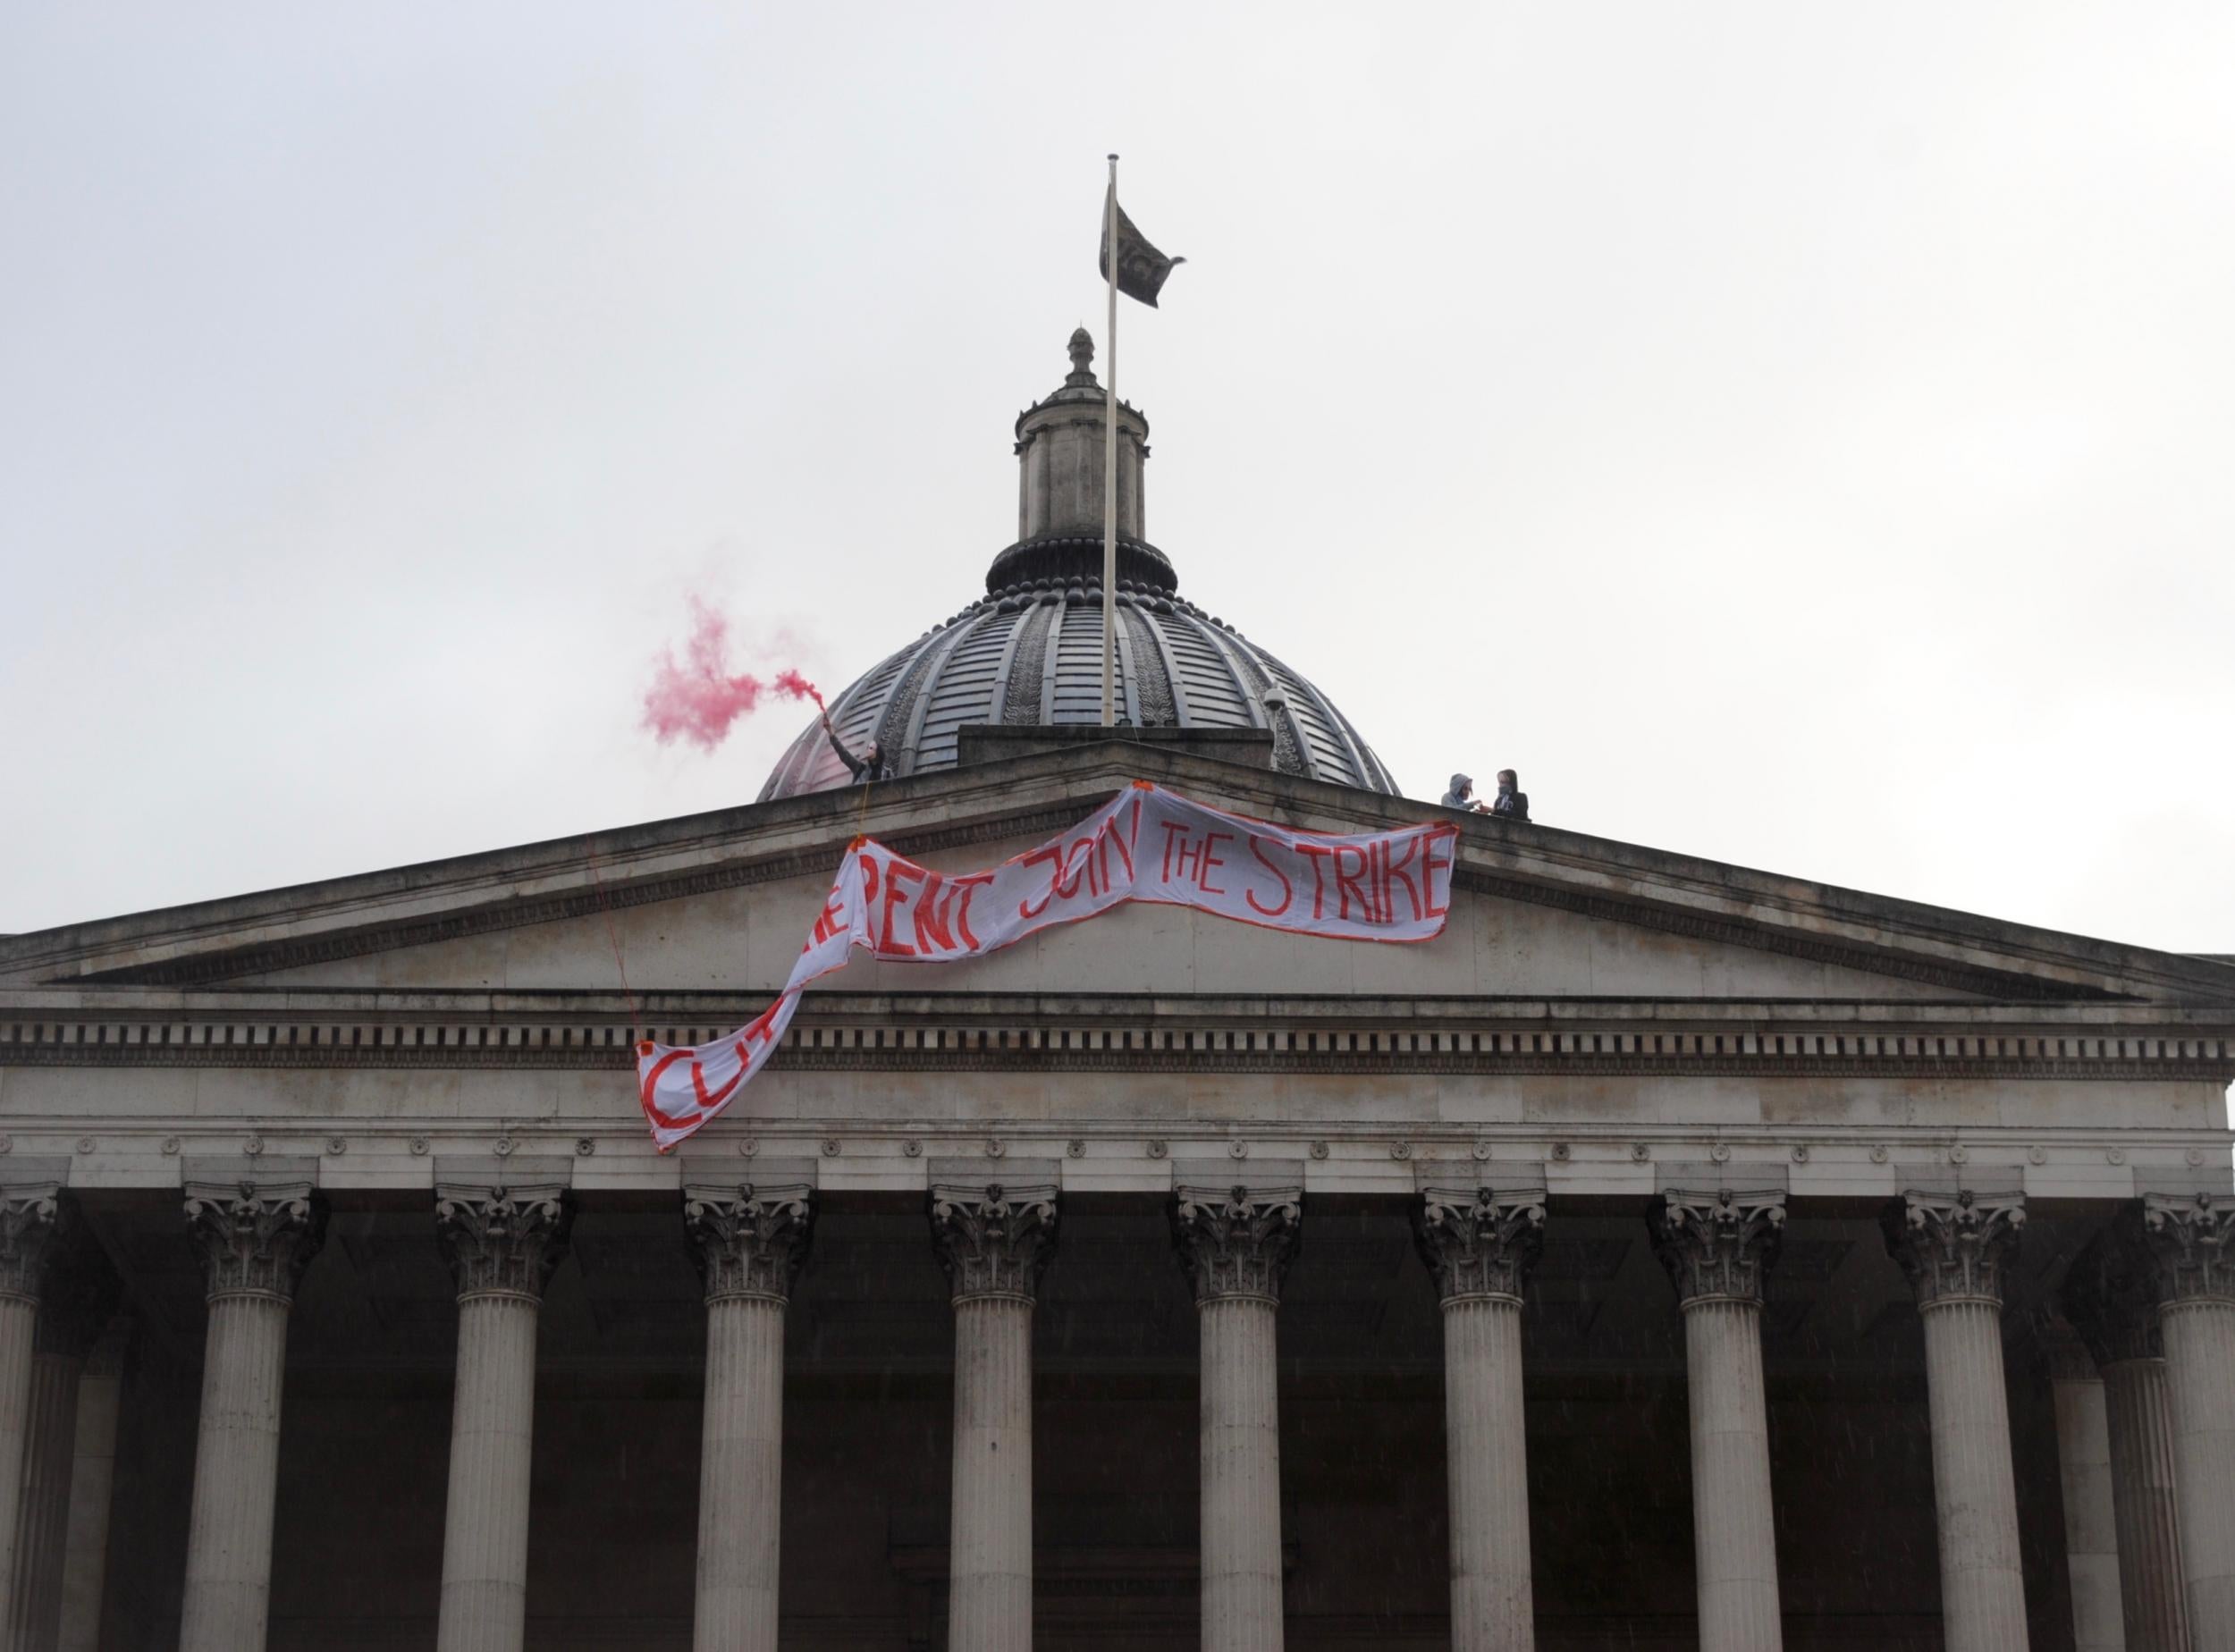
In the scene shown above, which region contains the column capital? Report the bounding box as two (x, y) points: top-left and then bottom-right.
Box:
(928, 1179), (1058, 1304)
(2061, 1216), (2163, 1364)
(2140, 1189), (2235, 1308)
(1172, 1182), (1301, 1306)
(434, 1182), (573, 1303)
(1649, 1187), (1784, 1308)
(1414, 1184), (1545, 1304)
(684, 1182), (814, 1305)
(183, 1180), (325, 1304)
(1883, 1187), (2025, 1310)
(0, 1184), (61, 1306)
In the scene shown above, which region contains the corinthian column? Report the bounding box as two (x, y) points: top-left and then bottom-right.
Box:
(2140, 1189), (2235, 1648)
(56, 1320), (130, 1652)
(1174, 1178), (1301, 1652)
(928, 1176), (1058, 1652)
(1883, 1188), (2029, 1652)
(0, 1185), (59, 1637)
(11, 1234), (122, 1652)
(2062, 1222), (2188, 1651)
(434, 1183), (573, 1652)
(684, 1181), (814, 1652)
(1415, 1182), (1544, 1652)
(179, 1180), (326, 1652)
(2035, 1316), (2126, 1652)
(1649, 1188), (1786, 1652)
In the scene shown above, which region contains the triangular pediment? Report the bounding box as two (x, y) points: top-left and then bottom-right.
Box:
(4, 744), (2229, 1008)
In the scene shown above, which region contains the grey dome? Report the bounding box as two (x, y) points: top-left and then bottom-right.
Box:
(758, 333), (1396, 801)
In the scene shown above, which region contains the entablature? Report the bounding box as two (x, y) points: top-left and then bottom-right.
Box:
(4, 990), (2231, 1084)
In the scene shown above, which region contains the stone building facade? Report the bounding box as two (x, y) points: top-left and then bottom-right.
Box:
(1, 338), (2232, 1650)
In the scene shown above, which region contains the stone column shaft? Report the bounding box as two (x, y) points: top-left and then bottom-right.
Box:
(2102, 1360), (2187, 1652)
(179, 1295), (291, 1649)
(1176, 1180), (1300, 1652)
(2063, 1213), (2190, 1651)
(55, 1324), (127, 1652)
(1653, 1189), (1786, 1652)
(950, 1296), (1033, 1646)
(0, 1297), (34, 1637)
(177, 1180), (323, 1652)
(931, 1177), (1057, 1652)
(2162, 1301), (2235, 1647)
(2045, 1357), (2126, 1652)
(438, 1294), (539, 1648)
(687, 1183), (812, 1652)
(2139, 1189), (2235, 1649)
(1885, 1189), (2029, 1652)
(1201, 1296), (1281, 1650)
(434, 1183), (572, 1652)
(1418, 1184), (1543, 1652)
(10, 1348), (81, 1651)
(0, 1186), (59, 1636)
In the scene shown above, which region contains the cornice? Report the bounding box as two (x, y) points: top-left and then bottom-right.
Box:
(4, 994), (2229, 1083)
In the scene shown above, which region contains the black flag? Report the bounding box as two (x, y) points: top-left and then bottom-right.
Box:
(1098, 187), (1185, 308)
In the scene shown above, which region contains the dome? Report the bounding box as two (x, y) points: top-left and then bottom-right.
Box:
(759, 331), (1396, 801)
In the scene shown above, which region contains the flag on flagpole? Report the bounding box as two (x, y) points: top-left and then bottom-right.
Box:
(1098, 187), (1185, 308)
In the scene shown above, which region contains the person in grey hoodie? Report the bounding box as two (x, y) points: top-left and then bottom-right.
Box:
(1440, 774), (1487, 812)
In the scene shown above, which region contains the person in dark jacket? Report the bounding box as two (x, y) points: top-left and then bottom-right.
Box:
(822, 712), (893, 784)
(1490, 769), (1530, 822)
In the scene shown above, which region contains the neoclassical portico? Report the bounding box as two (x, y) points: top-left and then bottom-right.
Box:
(0, 738), (2230, 1646)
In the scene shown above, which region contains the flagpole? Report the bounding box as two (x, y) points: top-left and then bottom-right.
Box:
(1101, 153), (1119, 729)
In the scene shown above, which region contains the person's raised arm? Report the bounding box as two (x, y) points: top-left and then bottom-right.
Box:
(823, 713), (865, 778)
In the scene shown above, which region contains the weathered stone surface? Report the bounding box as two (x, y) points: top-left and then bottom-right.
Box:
(685, 1183), (814, 1304)
(928, 1178), (1058, 1303)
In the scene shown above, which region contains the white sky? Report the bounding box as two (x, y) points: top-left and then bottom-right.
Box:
(3, 3), (2231, 954)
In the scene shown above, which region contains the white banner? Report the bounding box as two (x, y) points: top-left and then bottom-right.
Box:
(637, 781), (1458, 1150)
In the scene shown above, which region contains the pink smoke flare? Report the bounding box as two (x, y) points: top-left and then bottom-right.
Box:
(641, 597), (823, 752)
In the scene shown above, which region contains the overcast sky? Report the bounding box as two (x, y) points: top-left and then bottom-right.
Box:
(4, 3), (2231, 955)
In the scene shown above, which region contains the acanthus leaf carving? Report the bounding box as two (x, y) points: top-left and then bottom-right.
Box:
(435, 1183), (573, 1302)
(928, 1181), (1058, 1303)
(1883, 1188), (2025, 1310)
(1650, 1188), (1785, 1308)
(2141, 1190), (2235, 1307)
(1415, 1185), (1546, 1303)
(0, 1184), (60, 1305)
(684, 1183), (814, 1304)
(183, 1180), (325, 1303)
(1172, 1183), (1301, 1305)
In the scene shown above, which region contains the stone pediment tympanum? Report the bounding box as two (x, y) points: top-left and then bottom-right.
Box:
(1, 742), (2227, 1008)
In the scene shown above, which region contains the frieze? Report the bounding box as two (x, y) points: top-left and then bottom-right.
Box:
(5, 1009), (2227, 1086)
(684, 1183), (814, 1304)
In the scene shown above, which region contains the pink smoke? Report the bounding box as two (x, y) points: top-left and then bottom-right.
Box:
(641, 597), (823, 752)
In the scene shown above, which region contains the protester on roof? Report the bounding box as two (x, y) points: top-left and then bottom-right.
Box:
(1440, 773), (1488, 812)
(1491, 769), (1530, 822)
(822, 711), (893, 785)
